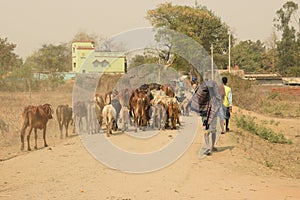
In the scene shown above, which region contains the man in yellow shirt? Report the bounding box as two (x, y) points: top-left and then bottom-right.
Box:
(222, 77), (232, 132)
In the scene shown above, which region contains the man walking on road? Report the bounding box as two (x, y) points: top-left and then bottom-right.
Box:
(190, 73), (223, 156)
(222, 77), (232, 132)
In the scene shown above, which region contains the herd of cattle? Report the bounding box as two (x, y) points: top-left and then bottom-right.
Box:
(19, 82), (191, 151)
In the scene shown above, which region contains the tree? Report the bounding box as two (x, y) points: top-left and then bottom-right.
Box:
(25, 44), (70, 73)
(0, 37), (22, 79)
(130, 54), (159, 68)
(72, 31), (99, 43)
(146, 3), (231, 72)
(264, 30), (279, 73)
(231, 40), (266, 73)
(274, 1), (299, 76)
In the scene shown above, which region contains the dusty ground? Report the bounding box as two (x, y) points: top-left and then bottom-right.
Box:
(0, 84), (300, 200)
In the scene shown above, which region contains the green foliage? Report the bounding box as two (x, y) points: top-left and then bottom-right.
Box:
(130, 54), (159, 68)
(234, 113), (292, 144)
(0, 37), (23, 78)
(231, 40), (266, 72)
(273, 1), (300, 75)
(265, 160), (274, 168)
(33, 44), (70, 72)
(146, 3), (231, 71)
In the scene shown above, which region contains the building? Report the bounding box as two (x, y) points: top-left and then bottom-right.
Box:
(72, 41), (127, 74)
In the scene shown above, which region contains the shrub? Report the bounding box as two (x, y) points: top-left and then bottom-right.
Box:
(233, 112), (292, 144)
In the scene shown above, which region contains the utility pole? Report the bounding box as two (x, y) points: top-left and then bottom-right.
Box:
(211, 44), (214, 80)
(228, 32), (231, 72)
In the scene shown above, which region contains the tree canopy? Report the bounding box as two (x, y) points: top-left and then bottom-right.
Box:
(24, 44), (70, 73)
(231, 40), (266, 72)
(0, 37), (22, 79)
(146, 3), (231, 71)
(274, 1), (300, 76)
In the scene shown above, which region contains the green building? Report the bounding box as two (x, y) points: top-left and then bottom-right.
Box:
(72, 41), (127, 74)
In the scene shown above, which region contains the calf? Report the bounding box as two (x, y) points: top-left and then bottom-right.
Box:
(56, 104), (73, 138)
(20, 104), (53, 151)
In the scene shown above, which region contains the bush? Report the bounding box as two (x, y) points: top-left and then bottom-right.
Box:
(233, 112), (292, 144)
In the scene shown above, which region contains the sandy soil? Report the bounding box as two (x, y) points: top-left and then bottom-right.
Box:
(0, 88), (299, 200)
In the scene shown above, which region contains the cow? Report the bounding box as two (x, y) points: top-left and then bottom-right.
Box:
(20, 104), (53, 151)
(111, 98), (121, 122)
(86, 100), (100, 134)
(119, 106), (130, 133)
(167, 101), (181, 130)
(180, 97), (190, 116)
(161, 84), (175, 97)
(133, 92), (149, 132)
(129, 89), (150, 131)
(150, 102), (167, 130)
(104, 91), (113, 105)
(94, 94), (105, 129)
(102, 104), (118, 137)
(56, 104), (74, 139)
(73, 101), (88, 133)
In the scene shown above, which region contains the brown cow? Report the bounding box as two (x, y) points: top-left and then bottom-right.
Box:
(20, 104), (53, 151)
(56, 104), (74, 138)
(167, 102), (181, 130)
(161, 84), (175, 97)
(134, 92), (149, 132)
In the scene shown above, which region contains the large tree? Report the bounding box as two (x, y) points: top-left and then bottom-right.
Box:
(146, 3), (231, 71)
(25, 44), (70, 73)
(0, 37), (22, 79)
(231, 40), (266, 73)
(274, 1), (300, 76)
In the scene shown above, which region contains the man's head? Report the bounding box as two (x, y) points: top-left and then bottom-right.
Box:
(222, 77), (228, 85)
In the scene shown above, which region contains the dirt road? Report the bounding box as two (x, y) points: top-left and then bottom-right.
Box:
(0, 90), (299, 200)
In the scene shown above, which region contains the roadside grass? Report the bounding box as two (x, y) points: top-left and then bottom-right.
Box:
(224, 73), (300, 118)
(233, 112), (292, 144)
(222, 73), (300, 177)
(231, 116), (299, 178)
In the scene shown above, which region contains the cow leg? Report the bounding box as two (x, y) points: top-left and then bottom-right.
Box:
(106, 124), (110, 137)
(72, 118), (76, 134)
(78, 117), (82, 132)
(20, 124), (27, 150)
(177, 116), (181, 126)
(65, 122), (69, 137)
(85, 117), (88, 133)
(34, 128), (38, 149)
(58, 120), (63, 139)
(134, 116), (138, 132)
(43, 127), (48, 147)
(27, 127), (33, 151)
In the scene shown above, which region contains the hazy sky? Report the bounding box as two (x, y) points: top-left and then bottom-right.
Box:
(1, 0), (298, 59)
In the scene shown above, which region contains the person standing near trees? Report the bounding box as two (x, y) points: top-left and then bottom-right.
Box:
(222, 77), (232, 132)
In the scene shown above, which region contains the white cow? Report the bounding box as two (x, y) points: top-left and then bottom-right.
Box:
(102, 104), (118, 137)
